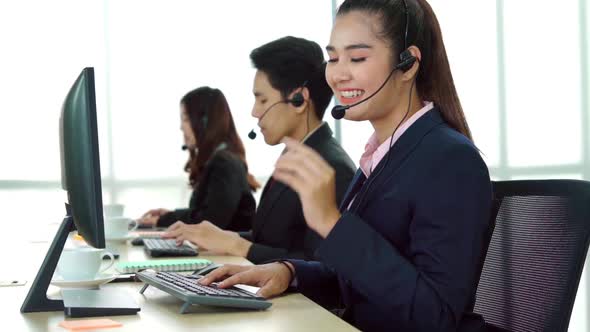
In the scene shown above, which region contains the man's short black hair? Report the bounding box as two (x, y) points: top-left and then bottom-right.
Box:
(250, 36), (332, 119)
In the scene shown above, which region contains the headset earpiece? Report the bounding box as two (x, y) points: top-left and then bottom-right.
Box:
(396, 49), (417, 72)
(197, 111), (208, 143)
(289, 92), (305, 107)
(201, 114), (208, 130)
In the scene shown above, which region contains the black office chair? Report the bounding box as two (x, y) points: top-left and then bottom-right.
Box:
(473, 180), (590, 332)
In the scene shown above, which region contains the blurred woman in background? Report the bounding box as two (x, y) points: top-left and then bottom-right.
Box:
(139, 86), (259, 232)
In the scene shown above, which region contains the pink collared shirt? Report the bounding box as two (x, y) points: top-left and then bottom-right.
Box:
(359, 101), (434, 177)
(345, 102), (434, 211)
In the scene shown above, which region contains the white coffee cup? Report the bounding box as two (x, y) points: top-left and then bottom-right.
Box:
(105, 216), (138, 239)
(103, 204), (125, 218)
(57, 247), (115, 280)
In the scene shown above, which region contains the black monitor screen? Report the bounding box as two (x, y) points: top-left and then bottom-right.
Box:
(59, 67), (105, 248)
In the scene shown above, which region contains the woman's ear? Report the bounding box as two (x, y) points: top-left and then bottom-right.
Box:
(402, 45), (422, 81)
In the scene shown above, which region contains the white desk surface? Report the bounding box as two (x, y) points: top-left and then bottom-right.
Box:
(0, 230), (358, 332)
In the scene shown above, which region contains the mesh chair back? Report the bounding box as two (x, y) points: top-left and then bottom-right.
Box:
(474, 180), (590, 332)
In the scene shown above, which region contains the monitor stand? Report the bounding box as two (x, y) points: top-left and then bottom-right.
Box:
(20, 213), (74, 312)
(21, 204), (139, 316)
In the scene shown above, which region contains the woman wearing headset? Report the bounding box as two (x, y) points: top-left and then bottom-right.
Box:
(199, 1), (492, 331)
(139, 87), (259, 232)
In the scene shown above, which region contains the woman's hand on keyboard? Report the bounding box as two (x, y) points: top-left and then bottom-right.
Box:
(162, 221), (251, 256)
(139, 208), (169, 226)
(197, 263), (291, 298)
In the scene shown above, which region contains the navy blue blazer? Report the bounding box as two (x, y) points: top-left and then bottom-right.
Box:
(243, 123), (356, 264)
(291, 109), (492, 332)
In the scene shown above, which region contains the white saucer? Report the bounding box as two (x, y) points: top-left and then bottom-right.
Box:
(50, 274), (118, 289)
(105, 234), (136, 243)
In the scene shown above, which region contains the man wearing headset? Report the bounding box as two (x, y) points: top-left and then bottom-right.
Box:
(164, 36), (356, 264)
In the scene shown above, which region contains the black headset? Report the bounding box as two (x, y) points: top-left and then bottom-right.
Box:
(182, 90), (214, 150)
(200, 89), (218, 132)
(201, 112), (209, 132)
(199, 86), (229, 140)
(248, 81), (308, 140)
(182, 109), (209, 151)
(287, 87), (305, 107)
(348, 0), (418, 213)
(397, 0), (417, 72)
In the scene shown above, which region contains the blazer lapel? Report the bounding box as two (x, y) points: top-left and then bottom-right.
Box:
(339, 170), (366, 212)
(252, 123), (334, 236)
(259, 176), (274, 199)
(252, 179), (289, 236)
(350, 108), (445, 214)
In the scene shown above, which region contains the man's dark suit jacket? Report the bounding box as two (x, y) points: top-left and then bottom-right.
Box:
(290, 109), (492, 332)
(241, 123), (356, 264)
(157, 149), (256, 232)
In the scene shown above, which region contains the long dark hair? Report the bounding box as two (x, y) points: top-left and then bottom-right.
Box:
(337, 0), (472, 140)
(181, 87), (260, 191)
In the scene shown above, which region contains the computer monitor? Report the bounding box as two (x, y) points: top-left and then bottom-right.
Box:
(21, 67), (106, 312)
(59, 67), (105, 248)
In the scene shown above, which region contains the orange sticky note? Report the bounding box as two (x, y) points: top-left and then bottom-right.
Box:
(59, 318), (122, 330)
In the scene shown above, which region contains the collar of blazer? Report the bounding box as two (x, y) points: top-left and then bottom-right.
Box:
(253, 122), (335, 233)
(343, 107), (445, 213)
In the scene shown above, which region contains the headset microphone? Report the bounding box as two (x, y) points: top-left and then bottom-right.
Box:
(247, 101), (285, 140)
(182, 145), (200, 154)
(248, 130), (257, 140)
(331, 50), (416, 120)
(248, 83), (307, 140)
(331, 105), (348, 120)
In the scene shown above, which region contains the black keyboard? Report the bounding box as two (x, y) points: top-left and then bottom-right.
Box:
(131, 233), (165, 246)
(143, 239), (198, 257)
(137, 271), (271, 312)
